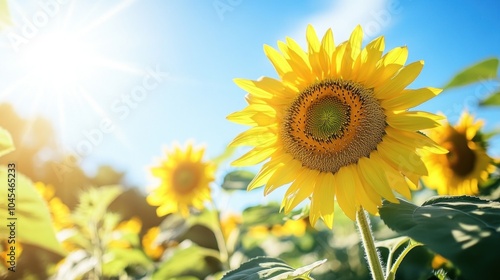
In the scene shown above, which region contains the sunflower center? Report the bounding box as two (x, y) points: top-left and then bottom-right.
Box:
(172, 164), (199, 193)
(282, 79), (386, 173)
(444, 129), (476, 177)
(306, 96), (349, 140)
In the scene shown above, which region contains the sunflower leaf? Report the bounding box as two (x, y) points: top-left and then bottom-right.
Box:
(480, 90), (500, 106)
(444, 58), (499, 89)
(221, 256), (326, 280)
(379, 196), (500, 280)
(221, 170), (256, 191)
(152, 241), (222, 280)
(0, 167), (66, 257)
(102, 247), (153, 277)
(242, 203), (284, 227)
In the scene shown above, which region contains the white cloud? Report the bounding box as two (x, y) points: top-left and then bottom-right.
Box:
(288, 0), (400, 47)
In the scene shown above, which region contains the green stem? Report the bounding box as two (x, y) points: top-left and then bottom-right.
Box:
(386, 242), (422, 280)
(356, 207), (385, 280)
(90, 220), (103, 280)
(385, 248), (395, 278)
(210, 200), (230, 270)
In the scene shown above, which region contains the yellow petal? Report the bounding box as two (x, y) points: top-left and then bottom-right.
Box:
(370, 152), (412, 200)
(352, 165), (381, 214)
(316, 172), (335, 228)
(282, 169), (317, 213)
(375, 60), (424, 100)
(332, 42), (347, 77)
(247, 162), (277, 191)
(358, 157), (398, 203)
(387, 111), (442, 131)
(378, 138), (429, 176)
(306, 24), (320, 52)
(229, 126), (276, 147)
(264, 156), (300, 195)
(356, 36), (385, 85)
(264, 44), (292, 77)
(386, 127), (448, 154)
(347, 25), (363, 61)
(334, 166), (357, 220)
(382, 87), (441, 110)
(234, 78), (273, 99)
(372, 46), (408, 87)
(231, 146), (276, 166)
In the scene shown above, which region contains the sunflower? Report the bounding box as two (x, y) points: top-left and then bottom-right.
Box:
(227, 25), (446, 228)
(422, 112), (495, 195)
(34, 182), (72, 230)
(142, 227), (165, 260)
(147, 142), (215, 217)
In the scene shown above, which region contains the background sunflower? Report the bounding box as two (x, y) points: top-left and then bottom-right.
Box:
(422, 112), (496, 195)
(147, 143), (215, 217)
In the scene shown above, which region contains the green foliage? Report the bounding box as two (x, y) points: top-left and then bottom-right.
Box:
(0, 167), (66, 257)
(222, 257), (326, 280)
(56, 186), (155, 279)
(153, 241), (222, 279)
(376, 236), (422, 280)
(444, 58), (499, 89)
(242, 203), (284, 227)
(103, 247), (152, 277)
(72, 185), (123, 227)
(480, 90), (500, 106)
(222, 170), (256, 191)
(379, 196), (500, 280)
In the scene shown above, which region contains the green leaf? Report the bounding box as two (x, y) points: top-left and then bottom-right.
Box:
(73, 185), (123, 228)
(153, 241), (222, 280)
(221, 170), (256, 191)
(221, 257), (326, 280)
(242, 203), (284, 227)
(376, 236), (412, 253)
(0, 127), (14, 157)
(379, 196), (500, 280)
(444, 58), (499, 89)
(480, 90), (500, 106)
(0, 167), (65, 256)
(102, 248), (153, 277)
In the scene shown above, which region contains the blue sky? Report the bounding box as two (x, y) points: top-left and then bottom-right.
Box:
(1, 0), (500, 210)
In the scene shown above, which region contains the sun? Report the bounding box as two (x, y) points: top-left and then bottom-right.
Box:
(0, 0), (153, 149)
(20, 32), (100, 95)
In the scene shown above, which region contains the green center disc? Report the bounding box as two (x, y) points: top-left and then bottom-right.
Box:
(305, 96), (350, 140)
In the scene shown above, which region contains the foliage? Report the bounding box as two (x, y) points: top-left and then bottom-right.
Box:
(380, 196), (500, 280)
(222, 257), (326, 280)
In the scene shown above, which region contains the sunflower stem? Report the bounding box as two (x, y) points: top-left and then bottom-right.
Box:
(210, 200), (230, 270)
(356, 207), (385, 280)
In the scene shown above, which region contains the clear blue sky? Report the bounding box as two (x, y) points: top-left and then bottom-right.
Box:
(1, 0), (499, 210)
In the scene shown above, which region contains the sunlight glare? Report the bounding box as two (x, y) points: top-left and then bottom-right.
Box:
(21, 32), (100, 93)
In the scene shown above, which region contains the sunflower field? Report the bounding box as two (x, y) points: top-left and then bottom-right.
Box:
(1, 1), (500, 280)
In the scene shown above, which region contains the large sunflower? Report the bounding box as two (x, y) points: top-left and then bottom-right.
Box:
(227, 25), (446, 228)
(147, 143), (215, 217)
(422, 112), (495, 195)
